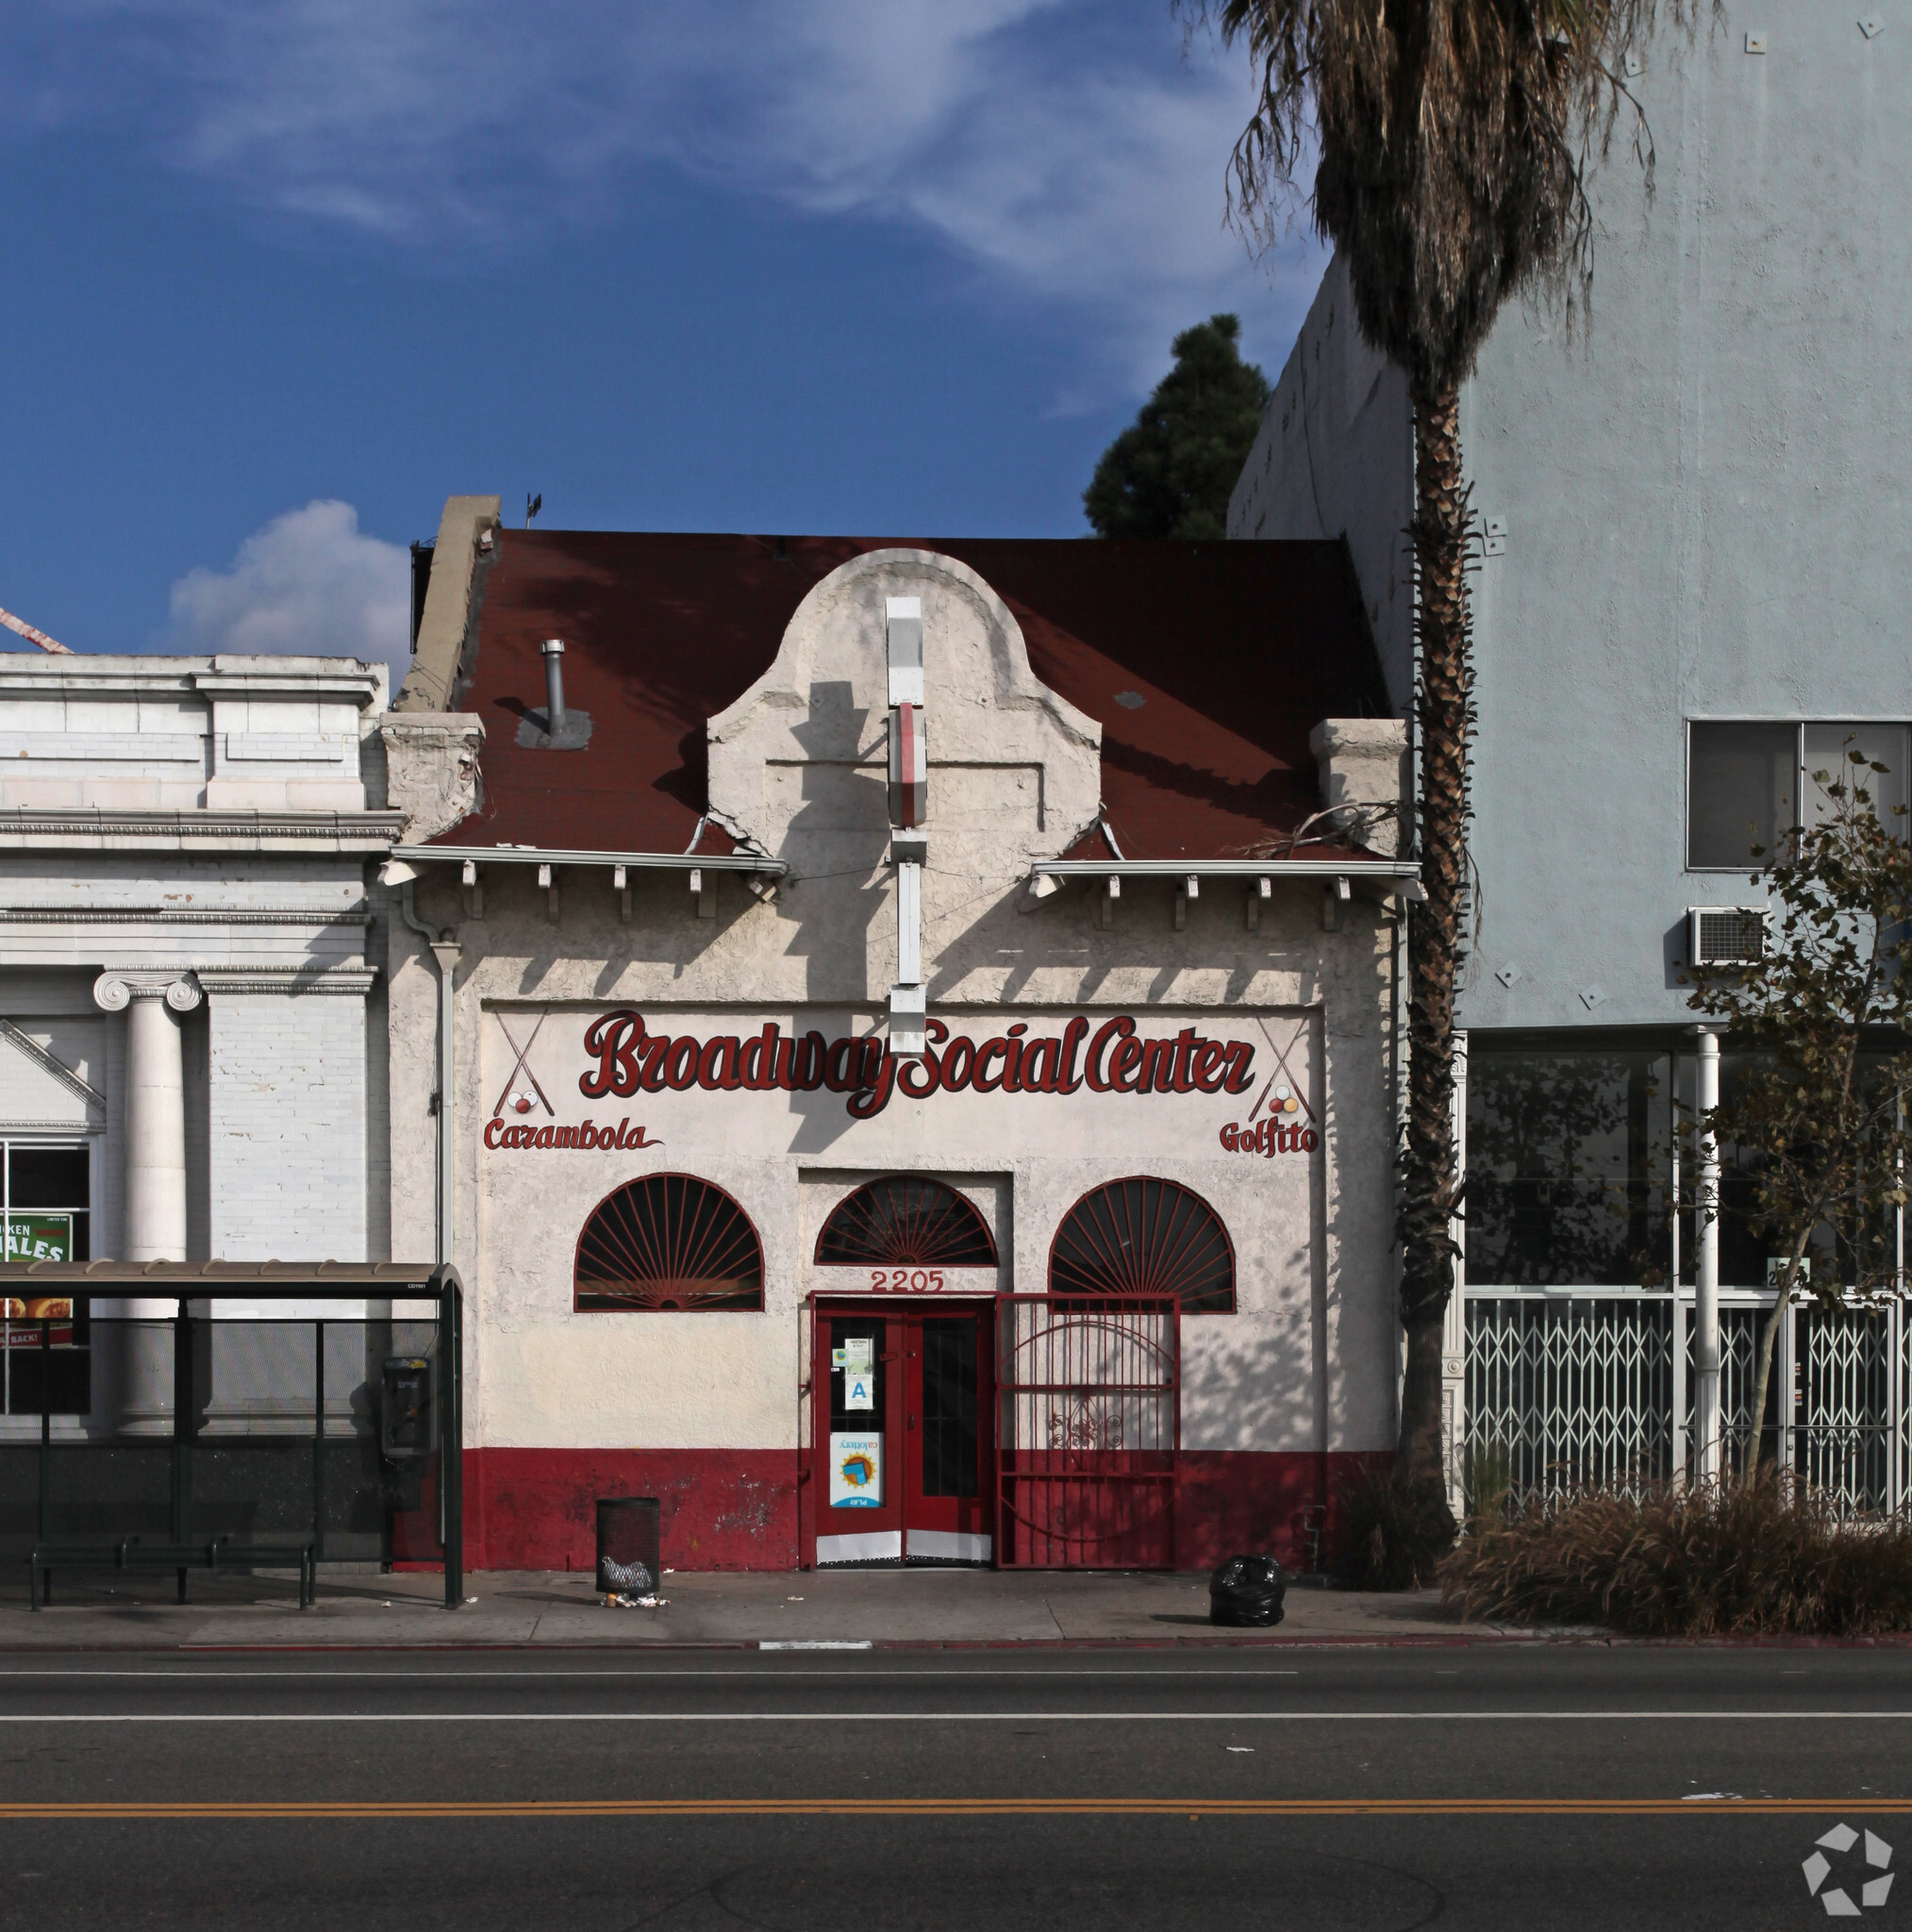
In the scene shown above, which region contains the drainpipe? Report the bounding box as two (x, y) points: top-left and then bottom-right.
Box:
(393, 874), (460, 1267)
(1693, 1026), (1721, 1482)
(387, 864), (464, 1578)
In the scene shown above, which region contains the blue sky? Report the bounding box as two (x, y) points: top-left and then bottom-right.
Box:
(1, 1), (1325, 677)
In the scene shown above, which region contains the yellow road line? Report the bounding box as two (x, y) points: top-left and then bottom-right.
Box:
(1, 1798), (1908, 1821)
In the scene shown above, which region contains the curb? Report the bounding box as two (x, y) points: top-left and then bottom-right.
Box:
(0, 1631), (1716, 1655)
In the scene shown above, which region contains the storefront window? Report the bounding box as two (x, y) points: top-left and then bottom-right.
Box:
(1049, 1176), (1235, 1314)
(3, 1140), (91, 1415)
(1465, 1050), (1670, 1286)
(1678, 1052), (1901, 1290)
(816, 1176), (997, 1269)
(574, 1173), (764, 1312)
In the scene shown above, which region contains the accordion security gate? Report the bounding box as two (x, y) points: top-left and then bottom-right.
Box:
(995, 1293), (1179, 1568)
(1463, 1290), (1909, 1516)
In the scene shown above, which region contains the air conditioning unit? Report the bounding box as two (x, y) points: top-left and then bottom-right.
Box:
(1688, 905), (1769, 967)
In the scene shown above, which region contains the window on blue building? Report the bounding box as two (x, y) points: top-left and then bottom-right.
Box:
(1465, 1047), (1670, 1286)
(1688, 723), (1798, 870)
(1688, 721), (1908, 870)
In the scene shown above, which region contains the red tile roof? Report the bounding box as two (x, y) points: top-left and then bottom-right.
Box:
(431, 532), (1392, 864)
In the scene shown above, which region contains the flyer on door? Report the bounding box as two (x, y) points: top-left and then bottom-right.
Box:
(829, 1433), (883, 1507)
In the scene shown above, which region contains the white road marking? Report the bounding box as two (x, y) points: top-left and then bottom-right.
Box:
(0, 1710), (1904, 1724)
(0, 1668), (1303, 1680)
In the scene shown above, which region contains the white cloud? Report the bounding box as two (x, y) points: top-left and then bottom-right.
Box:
(25, 0), (1324, 390)
(166, 500), (409, 681)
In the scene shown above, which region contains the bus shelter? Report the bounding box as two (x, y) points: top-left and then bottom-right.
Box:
(0, 1260), (463, 1608)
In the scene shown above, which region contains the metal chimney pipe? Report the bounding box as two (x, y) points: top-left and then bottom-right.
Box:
(540, 639), (567, 736)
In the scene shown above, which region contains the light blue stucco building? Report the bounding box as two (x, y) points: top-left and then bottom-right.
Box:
(1229, 4), (1911, 1506)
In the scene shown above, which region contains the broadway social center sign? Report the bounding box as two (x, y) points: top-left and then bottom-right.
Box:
(483, 1008), (1320, 1158)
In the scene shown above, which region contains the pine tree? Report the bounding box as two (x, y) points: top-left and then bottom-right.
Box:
(1083, 315), (1271, 540)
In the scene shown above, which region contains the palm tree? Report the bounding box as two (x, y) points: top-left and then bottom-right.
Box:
(1192, 0), (1708, 1553)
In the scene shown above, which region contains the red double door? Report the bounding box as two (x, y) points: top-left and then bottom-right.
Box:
(812, 1302), (994, 1566)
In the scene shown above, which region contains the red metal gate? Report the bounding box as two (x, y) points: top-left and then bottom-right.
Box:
(995, 1293), (1179, 1568)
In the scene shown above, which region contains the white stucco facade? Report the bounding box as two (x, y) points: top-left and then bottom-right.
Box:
(384, 547), (1409, 1570)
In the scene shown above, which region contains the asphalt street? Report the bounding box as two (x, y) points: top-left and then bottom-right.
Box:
(3, 1646), (1910, 1928)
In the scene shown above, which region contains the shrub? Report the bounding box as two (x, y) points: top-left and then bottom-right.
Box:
(1440, 1473), (1912, 1636)
(1463, 1440), (1516, 1525)
(1335, 1461), (1452, 1590)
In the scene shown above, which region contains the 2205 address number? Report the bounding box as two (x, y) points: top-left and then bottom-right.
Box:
(870, 1269), (945, 1292)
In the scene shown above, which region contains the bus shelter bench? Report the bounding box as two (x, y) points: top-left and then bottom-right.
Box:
(27, 1536), (317, 1611)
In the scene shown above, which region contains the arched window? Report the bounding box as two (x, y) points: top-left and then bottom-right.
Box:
(815, 1174), (998, 1269)
(1049, 1176), (1235, 1314)
(574, 1174), (764, 1311)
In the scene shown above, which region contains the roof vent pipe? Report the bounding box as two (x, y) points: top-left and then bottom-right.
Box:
(540, 639), (567, 737)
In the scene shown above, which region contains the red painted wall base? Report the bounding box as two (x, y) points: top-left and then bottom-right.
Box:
(468, 1448), (800, 1573)
(459, 1446), (1391, 1574)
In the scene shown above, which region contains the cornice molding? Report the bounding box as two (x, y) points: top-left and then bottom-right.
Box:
(0, 809), (405, 852)
(191, 968), (379, 997)
(0, 909), (373, 928)
(0, 659), (383, 706)
(190, 669), (382, 705)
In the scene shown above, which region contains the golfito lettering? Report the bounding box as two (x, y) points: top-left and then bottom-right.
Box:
(1218, 1119), (1318, 1157)
(576, 1010), (1258, 1122)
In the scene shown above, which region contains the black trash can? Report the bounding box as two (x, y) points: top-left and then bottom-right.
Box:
(1209, 1554), (1286, 1626)
(596, 1495), (661, 1596)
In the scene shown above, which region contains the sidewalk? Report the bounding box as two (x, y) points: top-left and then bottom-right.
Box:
(0, 1563), (1538, 1649)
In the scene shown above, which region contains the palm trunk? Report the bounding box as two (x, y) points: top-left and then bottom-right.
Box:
(1394, 375), (1470, 1550)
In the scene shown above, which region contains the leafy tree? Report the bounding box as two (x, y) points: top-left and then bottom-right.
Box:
(1189, 0), (1709, 1554)
(1687, 750), (1912, 1481)
(1083, 314), (1271, 539)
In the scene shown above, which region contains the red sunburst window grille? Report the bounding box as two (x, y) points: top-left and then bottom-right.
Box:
(1048, 1176), (1235, 1314)
(815, 1175), (998, 1269)
(574, 1174), (765, 1312)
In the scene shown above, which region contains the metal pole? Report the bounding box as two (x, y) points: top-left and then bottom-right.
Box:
(171, 1300), (192, 1543)
(39, 1319), (51, 1546)
(440, 1270), (463, 1608)
(1443, 1030), (1469, 1515)
(1694, 1028), (1722, 1481)
(1671, 1082), (1687, 1479)
(312, 1320), (325, 1561)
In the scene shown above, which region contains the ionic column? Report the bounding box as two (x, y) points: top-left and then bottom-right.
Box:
(93, 973), (202, 1437)
(93, 974), (202, 1261)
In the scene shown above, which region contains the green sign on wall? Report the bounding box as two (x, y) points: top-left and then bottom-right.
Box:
(4, 1214), (73, 1265)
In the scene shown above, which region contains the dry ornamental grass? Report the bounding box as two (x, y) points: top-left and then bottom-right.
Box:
(1440, 1474), (1912, 1637)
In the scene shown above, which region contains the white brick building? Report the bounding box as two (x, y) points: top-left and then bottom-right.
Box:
(0, 653), (402, 1432)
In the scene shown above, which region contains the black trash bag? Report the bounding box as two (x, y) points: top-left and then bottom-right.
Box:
(1210, 1554), (1287, 1626)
